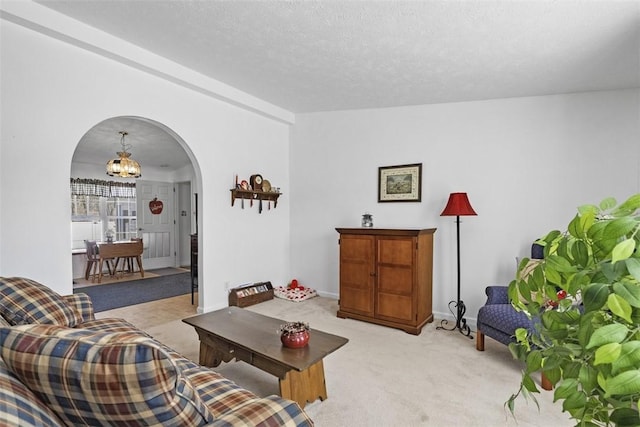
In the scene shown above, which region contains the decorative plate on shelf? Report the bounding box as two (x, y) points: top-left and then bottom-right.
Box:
(240, 180), (249, 190)
(262, 179), (271, 192)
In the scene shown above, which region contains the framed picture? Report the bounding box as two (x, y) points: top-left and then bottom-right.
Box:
(378, 163), (422, 202)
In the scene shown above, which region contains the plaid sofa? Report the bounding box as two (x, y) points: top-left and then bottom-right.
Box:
(0, 277), (313, 426)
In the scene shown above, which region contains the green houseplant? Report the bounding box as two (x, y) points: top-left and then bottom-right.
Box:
(507, 194), (640, 426)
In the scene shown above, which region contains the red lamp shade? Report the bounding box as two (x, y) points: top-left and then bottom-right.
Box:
(440, 193), (477, 216)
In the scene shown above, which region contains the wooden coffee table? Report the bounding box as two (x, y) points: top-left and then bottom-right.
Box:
(182, 306), (348, 408)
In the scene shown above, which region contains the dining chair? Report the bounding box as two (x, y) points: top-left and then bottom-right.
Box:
(84, 240), (113, 283)
(118, 238), (144, 278)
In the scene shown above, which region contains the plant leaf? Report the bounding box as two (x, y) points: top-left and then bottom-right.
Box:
(594, 342), (622, 365)
(612, 341), (640, 375)
(561, 390), (587, 411)
(608, 293), (633, 323)
(613, 282), (640, 308)
(571, 240), (590, 268)
(604, 217), (638, 240)
(612, 194), (640, 216)
(626, 258), (640, 282)
(599, 197), (617, 211)
(586, 323), (629, 349)
(610, 408), (640, 427)
(583, 283), (610, 313)
(612, 239), (636, 264)
(545, 254), (576, 273)
(525, 350), (542, 372)
(554, 378), (579, 401)
(579, 365), (599, 393)
(605, 370), (640, 397)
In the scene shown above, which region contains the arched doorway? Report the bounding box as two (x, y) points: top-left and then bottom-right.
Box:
(70, 116), (202, 308)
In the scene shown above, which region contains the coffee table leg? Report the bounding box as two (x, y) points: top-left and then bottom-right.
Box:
(199, 342), (227, 367)
(279, 359), (327, 408)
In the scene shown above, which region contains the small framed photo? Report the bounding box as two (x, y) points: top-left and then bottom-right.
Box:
(378, 163), (422, 203)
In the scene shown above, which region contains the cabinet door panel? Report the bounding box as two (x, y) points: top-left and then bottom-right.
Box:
(376, 237), (415, 321)
(339, 235), (375, 316)
(377, 293), (414, 321)
(378, 238), (413, 266)
(378, 266), (412, 294)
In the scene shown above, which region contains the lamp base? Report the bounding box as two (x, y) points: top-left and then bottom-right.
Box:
(436, 300), (473, 338)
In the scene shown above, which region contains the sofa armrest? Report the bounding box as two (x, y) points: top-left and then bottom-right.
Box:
(62, 293), (95, 322)
(209, 395), (313, 427)
(484, 286), (509, 305)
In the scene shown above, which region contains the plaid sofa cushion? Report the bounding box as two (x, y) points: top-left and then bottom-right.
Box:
(79, 317), (150, 335)
(0, 315), (11, 327)
(182, 365), (257, 417)
(0, 357), (64, 427)
(0, 277), (82, 327)
(182, 366), (313, 426)
(62, 293), (95, 322)
(0, 324), (216, 426)
(209, 395), (314, 427)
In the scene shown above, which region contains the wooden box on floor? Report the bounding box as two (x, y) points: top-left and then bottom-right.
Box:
(228, 282), (274, 307)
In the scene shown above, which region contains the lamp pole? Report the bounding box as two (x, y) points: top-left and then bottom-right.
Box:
(437, 192), (475, 338)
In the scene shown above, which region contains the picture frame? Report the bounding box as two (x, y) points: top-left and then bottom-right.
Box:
(378, 163), (422, 203)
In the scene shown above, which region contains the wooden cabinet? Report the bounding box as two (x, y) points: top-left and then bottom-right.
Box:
(336, 228), (436, 335)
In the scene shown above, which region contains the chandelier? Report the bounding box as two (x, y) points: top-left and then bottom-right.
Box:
(106, 131), (142, 178)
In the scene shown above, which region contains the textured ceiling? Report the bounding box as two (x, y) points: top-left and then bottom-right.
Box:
(30, 1), (640, 171)
(37, 0), (640, 113)
(72, 117), (192, 174)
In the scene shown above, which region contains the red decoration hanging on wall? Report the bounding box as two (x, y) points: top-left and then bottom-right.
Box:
(149, 197), (163, 215)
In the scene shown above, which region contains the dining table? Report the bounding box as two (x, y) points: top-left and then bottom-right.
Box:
(96, 240), (144, 283)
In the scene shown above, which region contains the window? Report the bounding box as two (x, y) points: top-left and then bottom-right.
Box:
(70, 179), (137, 248)
(106, 198), (138, 241)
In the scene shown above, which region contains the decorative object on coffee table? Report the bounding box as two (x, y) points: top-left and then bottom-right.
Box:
(437, 192), (477, 338)
(182, 307), (348, 408)
(279, 321), (310, 348)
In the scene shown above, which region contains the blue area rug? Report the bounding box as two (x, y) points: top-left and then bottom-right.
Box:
(74, 272), (191, 312)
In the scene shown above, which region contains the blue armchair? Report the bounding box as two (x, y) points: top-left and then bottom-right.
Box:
(476, 285), (551, 390)
(475, 244), (551, 390)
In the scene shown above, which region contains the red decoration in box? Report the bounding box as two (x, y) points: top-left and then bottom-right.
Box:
(149, 198), (163, 215)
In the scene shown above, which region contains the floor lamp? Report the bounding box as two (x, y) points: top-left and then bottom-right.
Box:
(437, 192), (477, 338)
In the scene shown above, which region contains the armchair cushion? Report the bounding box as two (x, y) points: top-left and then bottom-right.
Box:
(484, 285), (509, 305)
(0, 324), (215, 426)
(0, 277), (82, 327)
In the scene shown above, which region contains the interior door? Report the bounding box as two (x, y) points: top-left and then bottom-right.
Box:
(177, 182), (192, 267)
(136, 180), (175, 270)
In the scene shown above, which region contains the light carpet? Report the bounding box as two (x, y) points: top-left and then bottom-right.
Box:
(97, 295), (572, 427)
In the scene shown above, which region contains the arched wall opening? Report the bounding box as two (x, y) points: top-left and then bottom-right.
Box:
(70, 115), (204, 308)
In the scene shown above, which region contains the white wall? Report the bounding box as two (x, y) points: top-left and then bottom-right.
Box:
(290, 89), (640, 326)
(0, 19), (291, 312)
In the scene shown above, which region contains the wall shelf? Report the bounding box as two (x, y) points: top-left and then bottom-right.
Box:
(230, 189), (281, 213)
